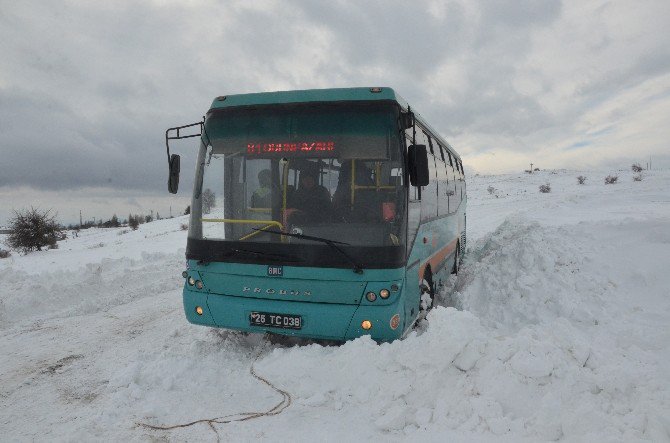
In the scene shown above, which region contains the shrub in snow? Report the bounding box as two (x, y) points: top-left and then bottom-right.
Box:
(539, 183), (551, 193)
(0, 249), (10, 259)
(180, 223), (189, 231)
(633, 174), (643, 182)
(631, 163), (643, 173)
(487, 186), (496, 195)
(184, 205), (191, 215)
(604, 175), (618, 184)
(101, 214), (120, 228)
(7, 207), (64, 254)
(128, 215), (139, 230)
(577, 175), (586, 184)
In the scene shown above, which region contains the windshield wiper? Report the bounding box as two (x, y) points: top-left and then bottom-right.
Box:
(254, 229), (364, 274)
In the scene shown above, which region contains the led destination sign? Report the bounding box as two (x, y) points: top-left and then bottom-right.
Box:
(247, 141), (335, 156)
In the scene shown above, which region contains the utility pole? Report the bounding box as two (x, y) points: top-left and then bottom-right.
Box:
(80, 210), (82, 228)
(530, 162), (534, 173)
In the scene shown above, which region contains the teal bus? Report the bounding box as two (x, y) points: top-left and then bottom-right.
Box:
(165, 87), (466, 342)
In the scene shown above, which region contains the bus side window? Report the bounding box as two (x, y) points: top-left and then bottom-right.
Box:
(425, 131), (434, 155)
(447, 152), (458, 213)
(419, 130), (438, 222)
(458, 159), (465, 200)
(436, 144), (449, 217)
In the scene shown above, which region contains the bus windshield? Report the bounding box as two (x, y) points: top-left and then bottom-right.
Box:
(189, 102), (406, 248)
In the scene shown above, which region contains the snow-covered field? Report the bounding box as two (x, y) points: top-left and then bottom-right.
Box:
(1, 169), (669, 442)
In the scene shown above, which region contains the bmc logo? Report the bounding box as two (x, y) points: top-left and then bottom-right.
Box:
(267, 265), (283, 277)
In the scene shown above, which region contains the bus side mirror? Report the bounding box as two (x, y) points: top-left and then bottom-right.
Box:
(168, 154), (180, 194)
(408, 145), (429, 187)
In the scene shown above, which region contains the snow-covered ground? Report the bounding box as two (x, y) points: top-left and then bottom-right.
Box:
(1, 169), (669, 441)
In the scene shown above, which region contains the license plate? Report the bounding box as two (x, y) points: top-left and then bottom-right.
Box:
(249, 311), (302, 330)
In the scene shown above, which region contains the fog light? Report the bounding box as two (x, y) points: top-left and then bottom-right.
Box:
(366, 291), (377, 302)
(195, 280), (204, 289)
(195, 306), (203, 315)
(390, 314), (400, 330)
(182, 271), (188, 278)
(380, 289), (390, 299)
(188, 277), (195, 286)
(361, 320), (372, 330)
(391, 283), (399, 292)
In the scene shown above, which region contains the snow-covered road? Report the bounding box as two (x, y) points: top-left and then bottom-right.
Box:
(1, 169), (669, 441)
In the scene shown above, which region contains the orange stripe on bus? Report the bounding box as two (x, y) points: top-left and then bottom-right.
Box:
(418, 238), (458, 279)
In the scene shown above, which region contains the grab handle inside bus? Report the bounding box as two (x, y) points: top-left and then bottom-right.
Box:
(408, 144), (429, 186)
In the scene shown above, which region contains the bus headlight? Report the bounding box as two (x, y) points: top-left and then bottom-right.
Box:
(361, 320), (372, 330)
(195, 306), (203, 315)
(366, 291), (377, 302)
(380, 289), (390, 299)
(188, 277), (196, 286)
(195, 280), (204, 289)
(182, 271), (188, 278)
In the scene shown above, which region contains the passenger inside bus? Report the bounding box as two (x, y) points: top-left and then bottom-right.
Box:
(288, 168), (331, 223)
(251, 169), (272, 208)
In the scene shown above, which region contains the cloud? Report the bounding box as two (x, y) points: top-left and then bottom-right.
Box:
(0, 0), (669, 225)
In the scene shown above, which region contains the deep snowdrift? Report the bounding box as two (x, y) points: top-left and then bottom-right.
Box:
(1, 169), (669, 441)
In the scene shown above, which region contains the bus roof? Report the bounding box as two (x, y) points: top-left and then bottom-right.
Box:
(208, 87), (460, 161)
(209, 87), (408, 110)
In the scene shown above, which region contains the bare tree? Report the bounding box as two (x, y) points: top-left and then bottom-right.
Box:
(202, 188), (216, 214)
(7, 207), (64, 254)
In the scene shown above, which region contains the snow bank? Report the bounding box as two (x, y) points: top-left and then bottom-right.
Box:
(453, 217), (607, 330)
(1, 171), (669, 441)
(0, 252), (183, 329)
(0, 216), (188, 329)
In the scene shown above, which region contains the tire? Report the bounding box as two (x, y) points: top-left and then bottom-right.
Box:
(420, 268), (435, 313)
(451, 242), (460, 275)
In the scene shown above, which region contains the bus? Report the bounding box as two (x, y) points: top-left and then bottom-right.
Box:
(165, 87), (466, 342)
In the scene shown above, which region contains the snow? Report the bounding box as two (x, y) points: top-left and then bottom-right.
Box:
(1, 169), (669, 441)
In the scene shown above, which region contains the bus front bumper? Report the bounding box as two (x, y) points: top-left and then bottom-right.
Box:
(183, 289), (405, 342)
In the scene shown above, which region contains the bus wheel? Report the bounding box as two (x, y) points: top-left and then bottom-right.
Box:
(420, 269), (435, 312)
(451, 243), (460, 275)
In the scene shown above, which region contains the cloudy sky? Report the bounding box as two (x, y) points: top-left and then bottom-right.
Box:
(1, 0), (669, 226)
